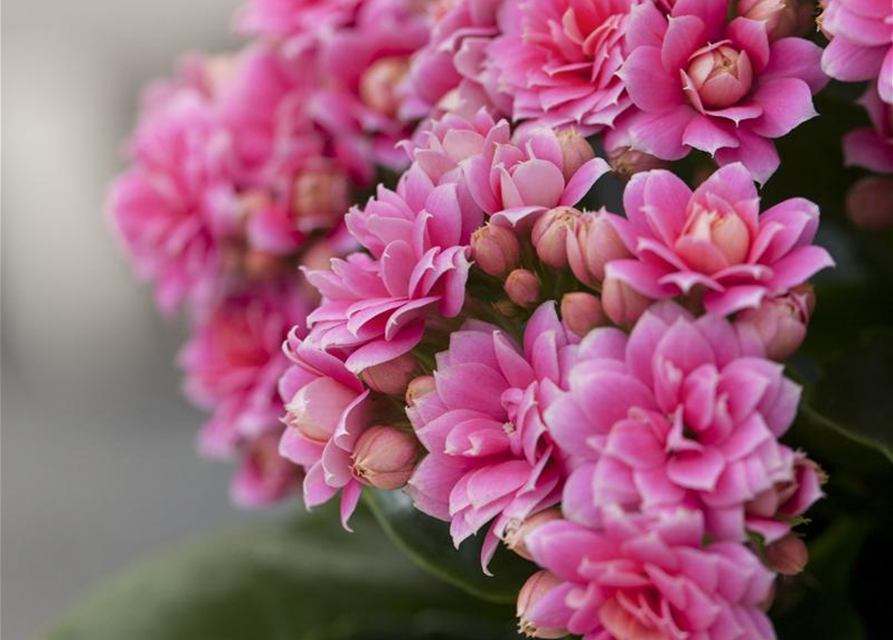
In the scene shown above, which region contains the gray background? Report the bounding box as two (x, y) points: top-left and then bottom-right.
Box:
(1, 2), (288, 638)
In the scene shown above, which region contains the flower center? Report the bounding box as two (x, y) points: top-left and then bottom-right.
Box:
(686, 45), (753, 110)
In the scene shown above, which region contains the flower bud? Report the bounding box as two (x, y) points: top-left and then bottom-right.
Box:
(556, 127), (596, 181)
(471, 224), (521, 277)
(532, 207), (580, 268)
(602, 277), (651, 327)
(606, 146), (667, 178)
(765, 533), (809, 575)
(687, 45), (754, 110)
(503, 508), (563, 560)
(351, 425), (421, 490)
(505, 269), (541, 308)
(359, 56), (410, 117)
(846, 177), (893, 230)
(284, 377), (357, 443)
(361, 353), (420, 395)
(560, 292), (607, 337)
(738, 0), (812, 41)
(293, 167), (350, 219)
(737, 287), (813, 361)
(516, 571), (567, 639)
(405, 375), (436, 408)
(578, 211), (631, 283)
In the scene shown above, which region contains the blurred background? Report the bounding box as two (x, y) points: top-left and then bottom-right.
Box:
(1, 2), (280, 638)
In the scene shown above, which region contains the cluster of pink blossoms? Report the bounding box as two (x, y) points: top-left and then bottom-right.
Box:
(112, 0), (892, 637)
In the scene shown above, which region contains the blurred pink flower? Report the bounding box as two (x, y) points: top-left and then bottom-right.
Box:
(844, 82), (893, 174)
(406, 303), (577, 571)
(616, 0), (828, 182)
(821, 0), (893, 104)
(525, 506), (776, 640)
(237, 0), (362, 44)
(231, 430), (303, 507)
(605, 163), (834, 315)
(545, 302), (817, 542)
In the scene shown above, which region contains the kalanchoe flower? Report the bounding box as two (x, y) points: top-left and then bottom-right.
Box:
(231, 430), (303, 507)
(843, 82), (893, 174)
(360, 353), (421, 395)
(237, 0), (363, 45)
(407, 303), (577, 571)
(351, 425), (421, 490)
(489, 0), (638, 133)
(616, 0), (828, 182)
(516, 570), (567, 639)
(545, 302), (818, 542)
(505, 268), (542, 308)
(820, 0), (893, 104)
(471, 223), (521, 277)
(737, 286), (814, 361)
(764, 533), (809, 576)
(605, 163), (834, 316)
(560, 292), (607, 338)
(524, 507), (776, 640)
(278, 331), (372, 527)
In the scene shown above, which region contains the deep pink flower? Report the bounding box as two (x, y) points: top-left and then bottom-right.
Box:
(489, 0), (637, 133)
(524, 507), (776, 640)
(616, 0), (828, 182)
(821, 0), (893, 104)
(278, 330), (372, 526)
(406, 303), (577, 571)
(237, 0), (362, 43)
(545, 302), (818, 542)
(604, 163), (834, 316)
(844, 82), (893, 174)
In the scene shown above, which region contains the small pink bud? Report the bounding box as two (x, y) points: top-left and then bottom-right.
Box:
(560, 292), (607, 337)
(738, 0), (812, 41)
(505, 269), (541, 308)
(579, 211), (631, 283)
(284, 377), (358, 443)
(687, 45), (754, 110)
(737, 287), (813, 361)
(405, 375), (436, 408)
(351, 425), (421, 490)
(361, 353), (421, 395)
(502, 508), (563, 560)
(359, 56), (410, 117)
(606, 146), (667, 178)
(556, 127), (596, 181)
(293, 167), (350, 219)
(516, 571), (567, 639)
(471, 224), (521, 277)
(765, 533), (809, 575)
(846, 177), (893, 230)
(532, 207), (580, 268)
(602, 277), (651, 327)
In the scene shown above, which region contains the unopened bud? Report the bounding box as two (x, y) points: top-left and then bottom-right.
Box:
(516, 571), (567, 639)
(765, 533), (809, 576)
(359, 56), (410, 117)
(293, 168), (350, 218)
(606, 146), (667, 178)
(471, 224), (521, 277)
(602, 277), (651, 327)
(532, 207), (580, 268)
(361, 353), (420, 395)
(846, 177), (893, 230)
(503, 508), (563, 560)
(579, 212), (631, 283)
(405, 375), (436, 408)
(737, 287), (813, 361)
(351, 425), (421, 491)
(738, 0), (812, 41)
(560, 292), (607, 337)
(505, 269), (541, 308)
(285, 378), (357, 443)
(556, 127), (596, 181)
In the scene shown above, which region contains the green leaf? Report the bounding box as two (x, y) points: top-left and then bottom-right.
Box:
(364, 489), (537, 604)
(804, 330), (893, 464)
(42, 504), (521, 640)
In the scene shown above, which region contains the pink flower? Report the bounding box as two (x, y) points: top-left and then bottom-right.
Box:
(278, 330), (372, 527)
(489, 0), (637, 132)
(231, 430), (303, 507)
(545, 302), (817, 542)
(604, 163), (834, 316)
(524, 507), (776, 640)
(821, 0), (893, 104)
(843, 82), (893, 174)
(617, 0), (828, 182)
(303, 164), (481, 373)
(406, 303), (576, 571)
(237, 0), (362, 43)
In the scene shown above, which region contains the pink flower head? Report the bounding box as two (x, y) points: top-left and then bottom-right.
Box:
(605, 163), (834, 315)
(546, 302), (816, 542)
(821, 0), (893, 104)
(278, 330), (372, 527)
(489, 0), (637, 133)
(180, 282), (310, 458)
(231, 429), (303, 507)
(407, 303), (577, 571)
(304, 164), (482, 373)
(844, 82), (893, 174)
(617, 0), (828, 183)
(237, 0), (362, 44)
(524, 507), (776, 640)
